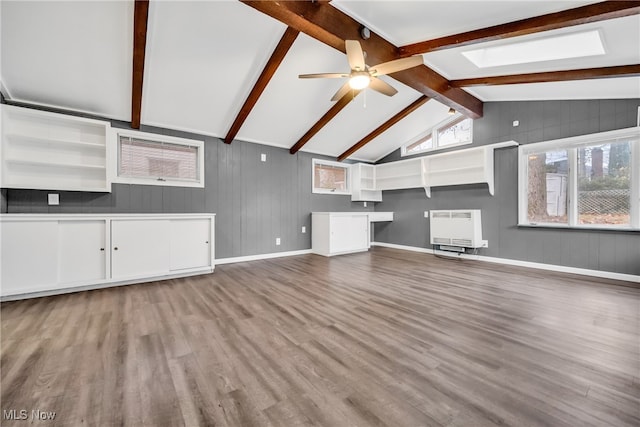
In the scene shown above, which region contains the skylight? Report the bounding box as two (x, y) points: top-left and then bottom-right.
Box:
(462, 30), (605, 68)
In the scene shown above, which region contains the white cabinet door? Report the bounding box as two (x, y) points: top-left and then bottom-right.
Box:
(329, 215), (369, 254)
(58, 220), (106, 285)
(170, 219), (211, 271)
(111, 220), (170, 279)
(330, 215), (354, 253)
(350, 215), (369, 251)
(1, 221), (58, 295)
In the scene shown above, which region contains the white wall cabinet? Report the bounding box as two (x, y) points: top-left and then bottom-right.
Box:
(0, 214), (215, 299)
(1, 104), (112, 192)
(351, 163), (382, 202)
(311, 212), (369, 257)
(349, 141), (518, 199)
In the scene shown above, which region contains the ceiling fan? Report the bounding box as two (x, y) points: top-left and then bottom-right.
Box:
(299, 40), (424, 101)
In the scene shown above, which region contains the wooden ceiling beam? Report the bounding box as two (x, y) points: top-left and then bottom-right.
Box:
(225, 27), (300, 144)
(400, 1), (640, 56)
(289, 90), (361, 155)
(338, 95), (429, 161)
(131, 0), (149, 129)
(241, 0), (483, 119)
(451, 64), (640, 87)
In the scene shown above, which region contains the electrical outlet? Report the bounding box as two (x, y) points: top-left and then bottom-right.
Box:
(261, 153), (266, 162)
(424, 211), (429, 218)
(363, 202), (367, 207)
(48, 194), (60, 206)
(301, 226), (306, 233)
(276, 237), (281, 245)
(481, 240), (489, 248)
(513, 120), (519, 127)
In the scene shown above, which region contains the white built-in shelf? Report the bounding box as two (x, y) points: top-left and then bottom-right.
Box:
(349, 141), (518, 200)
(6, 158), (106, 170)
(351, 163), (382, 202)
(1, 105), (112, 192)
(6, 133), (106, 149)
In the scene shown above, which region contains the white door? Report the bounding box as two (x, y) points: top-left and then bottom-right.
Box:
(350, 215), (369, 250)
(170, 219), (211, 271)
(330, 216), (353, 253)
(1, 220), (58, 295)
(58, 220), (106, 285)
(111, 219), (170, 279)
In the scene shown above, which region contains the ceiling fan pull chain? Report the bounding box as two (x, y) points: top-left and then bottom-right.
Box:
(363, 89), (367, 109)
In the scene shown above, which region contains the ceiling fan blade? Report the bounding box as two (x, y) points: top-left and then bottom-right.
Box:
(331, 81), (355, 102)
(299, 73), (348, 79)
(370, 56), (423, 76)
(345, 40), (366, 71)
(369, 77), (398, 97)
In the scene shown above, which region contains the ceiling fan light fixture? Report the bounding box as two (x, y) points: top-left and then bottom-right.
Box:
(349, 74), (371, 90)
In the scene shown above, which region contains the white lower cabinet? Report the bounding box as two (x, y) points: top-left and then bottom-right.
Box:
(1, 220), (59, 295)
(0, 214), (215, 299)
(311, 212), (369, 257)
(58, 220), (107, 284)
(111, 219), (171, 280)
(170, 219), (211, 271)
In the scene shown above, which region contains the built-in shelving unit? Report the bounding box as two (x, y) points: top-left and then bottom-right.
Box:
(375, 158), (423, 191)
(0, 105), (112, 192)
(351, 163), (382, 202)
(349, 141), (518, 200)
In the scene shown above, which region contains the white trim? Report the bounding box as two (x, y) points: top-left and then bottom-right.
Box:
(371, 241), (640, 283)
(312, 158), (351, 195)
(401, 114), (473, 157)
(518, 126), (640, 230)
(111, 128), (205, 188)
(215, 249), (312, 265)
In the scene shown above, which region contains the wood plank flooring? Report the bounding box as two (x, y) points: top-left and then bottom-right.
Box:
(1, 247), (639, 426)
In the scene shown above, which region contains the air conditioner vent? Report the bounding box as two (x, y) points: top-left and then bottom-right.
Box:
(452, 239), (473, 246)
(432, 212), (451, 219)
(433, 237), (451, 245)
(430, 209), (483, 248)
(451, 212), (472, 219)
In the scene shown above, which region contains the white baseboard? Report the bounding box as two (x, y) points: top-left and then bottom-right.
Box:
(371, 241), (640, 283)
(0, 268), (215, 302)
(215, 249), (313, 265)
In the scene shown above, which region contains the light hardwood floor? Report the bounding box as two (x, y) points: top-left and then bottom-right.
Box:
(1, 247), (639, 426)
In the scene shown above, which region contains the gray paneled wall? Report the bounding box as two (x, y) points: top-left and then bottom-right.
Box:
(0, 189), (7, 213)
(3, 118), (372, 259)
(374, 99), (640, 276)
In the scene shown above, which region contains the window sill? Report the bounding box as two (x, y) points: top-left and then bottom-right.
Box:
(112, 177), (204, 188)
(518, 223), (639, 232)
(312, 190), (351, 196)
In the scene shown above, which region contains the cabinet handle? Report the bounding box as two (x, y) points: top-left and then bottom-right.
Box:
(205, 241), (209, 244)
(100, 248), (105, 251)
(114, 247), (119, 251)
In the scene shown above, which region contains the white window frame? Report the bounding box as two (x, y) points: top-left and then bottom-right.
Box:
(312, 158), (351, 195)
(518, 126), (640, 230)
(401, 114), (473, 157)
(111, 129), (205, 188)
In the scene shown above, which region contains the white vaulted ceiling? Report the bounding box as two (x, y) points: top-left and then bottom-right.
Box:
(1, 1), (639, 163)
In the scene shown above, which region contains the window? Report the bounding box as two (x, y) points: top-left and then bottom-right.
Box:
(402, 114), (473, 156)
(114, 130), (204, 188)
(519, 127), (639, 230)
(312, 159), (350, 195)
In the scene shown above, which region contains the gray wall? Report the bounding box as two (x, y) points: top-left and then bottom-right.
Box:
(2, 113), (372, 259)
(374, 99), (640, 276)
